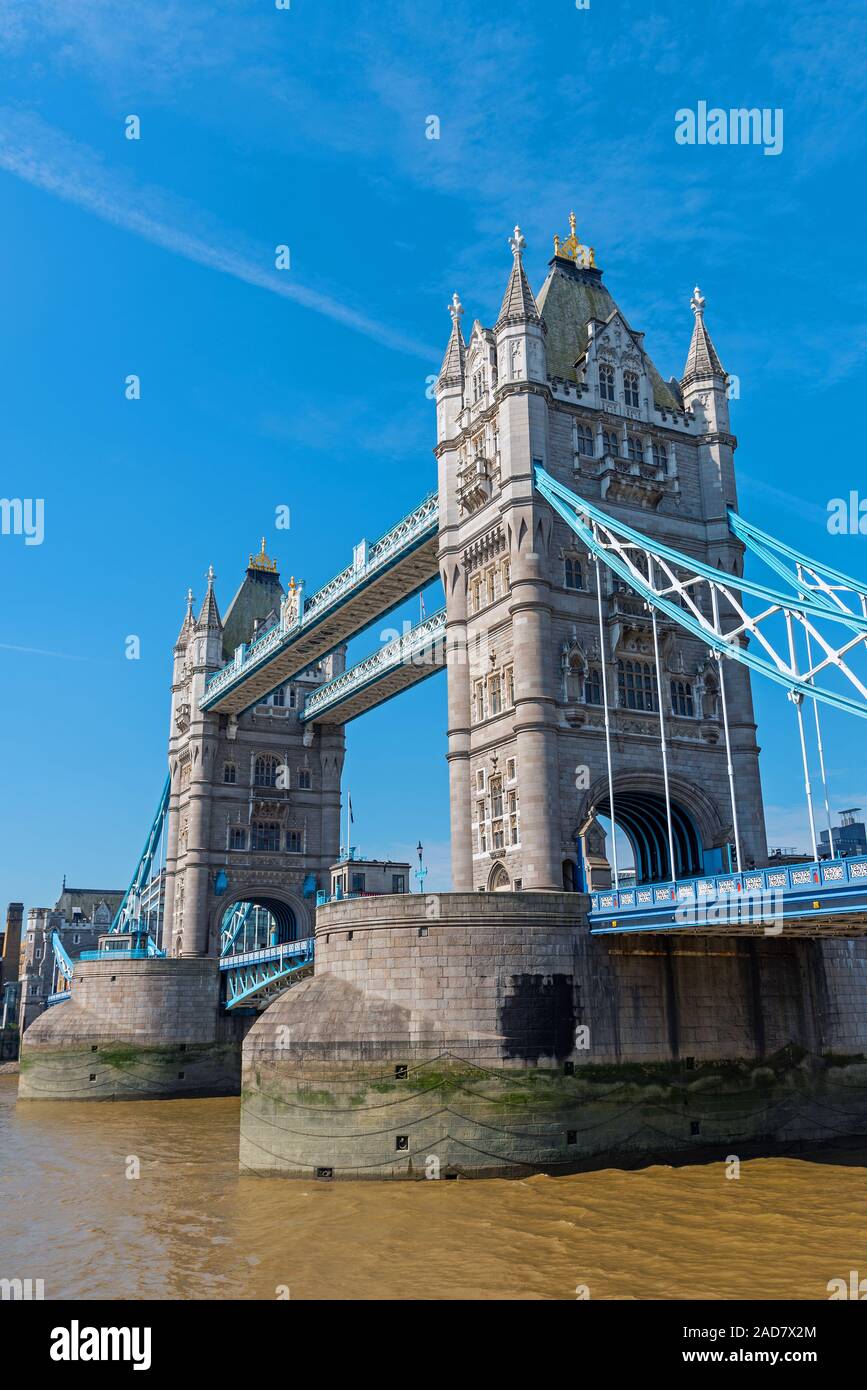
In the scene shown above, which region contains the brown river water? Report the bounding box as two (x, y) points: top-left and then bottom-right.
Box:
(1, 1077), (864, 1300)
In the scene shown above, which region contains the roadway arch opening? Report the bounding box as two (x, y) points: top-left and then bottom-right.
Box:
(219, 896), (299, 956)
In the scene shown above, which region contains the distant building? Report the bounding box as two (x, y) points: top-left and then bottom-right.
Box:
(1, 902), (24, 1034)
(18, 885), (123, 1032)
(329, 852), (411, 899)
(818, 809), (867, 860)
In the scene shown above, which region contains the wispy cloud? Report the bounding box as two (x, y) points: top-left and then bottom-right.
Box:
(0, 109), (439, 361)
(0, 642), (104, 662)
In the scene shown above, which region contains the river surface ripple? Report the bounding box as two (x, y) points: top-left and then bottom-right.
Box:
(1, 1079), (864, 1300)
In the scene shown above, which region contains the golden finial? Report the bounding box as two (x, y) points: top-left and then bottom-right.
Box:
(248, 537), (278, 573)
(553, 210), (596, 269)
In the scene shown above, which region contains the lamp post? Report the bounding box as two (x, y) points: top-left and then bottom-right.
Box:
(415, 840), (428, 892)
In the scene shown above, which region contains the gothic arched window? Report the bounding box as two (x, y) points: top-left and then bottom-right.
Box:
(223, 762), (236, 784)
(602, 429), (619, 457)
(576, 422), (594, 456)
(252, 821), (280, 851)
(617, 659), (658, 712)
(564, 555), (584, 590)
(253, 754), (279, 788)
(624, 371), (640, 407)
(584, 667), (602, 705)
(627, 435), (643, 463)
(652, 441), (667, 469)
(599, 363), (615, 401)
(488, 863), (510, 892)
(671, 680), (695, 717)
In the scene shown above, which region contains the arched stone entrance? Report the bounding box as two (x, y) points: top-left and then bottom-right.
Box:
(577, 774), (727, 885)
(211, 885), (311, 956)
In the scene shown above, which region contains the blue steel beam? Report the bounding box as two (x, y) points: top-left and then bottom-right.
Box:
(220, 902), (253, 957)
(729, 509), (867, 609)
(111, 775), (170, 938)
(534, 466), (867, 721)
(51, 931), (74, 982)
(220, 939), (314, 1008)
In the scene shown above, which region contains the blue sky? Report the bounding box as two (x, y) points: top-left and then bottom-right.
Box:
(1, 0), (867, 912)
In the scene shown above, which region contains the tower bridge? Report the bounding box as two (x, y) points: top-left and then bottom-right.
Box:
(23, 216), (867, 1179)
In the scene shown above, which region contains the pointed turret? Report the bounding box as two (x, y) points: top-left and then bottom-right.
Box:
(494, 226), (546, 389)
(196, 565), (222, 631)
(495, 226), (541, 329)
(438, 292), (466, 388)
(435, 293), (467, 451)
(679, 287), (736, 520)
(681, 286), (726, 388)
(175, 587), (195, 648)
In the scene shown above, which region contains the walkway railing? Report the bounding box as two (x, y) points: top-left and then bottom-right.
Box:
(301, 607), (446, 722)
(202, 491), (438, 706)
(219, 938), (315, 1009)
(589, 854), (867, 919)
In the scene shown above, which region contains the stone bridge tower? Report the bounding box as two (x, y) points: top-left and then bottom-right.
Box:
(435, 218), (766, 894)
(161, 545), (346, 957)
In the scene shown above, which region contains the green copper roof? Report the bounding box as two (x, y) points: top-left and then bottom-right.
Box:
(536, 258), (680, 411)
(222, 567), (284, 660)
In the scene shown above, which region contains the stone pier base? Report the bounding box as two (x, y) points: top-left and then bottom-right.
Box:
(18, 957), (242, 1101)
(239, 893), (867, 1179)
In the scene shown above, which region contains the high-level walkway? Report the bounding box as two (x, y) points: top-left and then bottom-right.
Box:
(301, 608), (446, 726)
(200, 492), (439, 715)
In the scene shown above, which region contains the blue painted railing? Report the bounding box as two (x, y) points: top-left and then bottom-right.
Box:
(79, 948), (155, 961)
(589, 855), (867, 918)
(301, 607), (446, 723)
(202, 490), (439, 707)
(219, 938), (315, 1009)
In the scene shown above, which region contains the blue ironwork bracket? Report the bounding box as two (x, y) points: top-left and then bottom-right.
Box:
(219, 939), (315, 1008)
(110, 775), (170, 936)
(534, 466), (867, 721)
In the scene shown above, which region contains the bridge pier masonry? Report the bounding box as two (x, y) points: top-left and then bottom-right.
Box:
(239, 892), (867, 1179)
(18, 957), (246, 1101)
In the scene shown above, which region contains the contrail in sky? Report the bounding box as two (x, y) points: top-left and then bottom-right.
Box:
(0, 109), (439, 362)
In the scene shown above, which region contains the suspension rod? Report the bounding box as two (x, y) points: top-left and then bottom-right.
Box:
(786, 611), (819, 861)
(711, 587), (744, 873)
(595, 553), (619, 888)
(650, 583), (677, 881)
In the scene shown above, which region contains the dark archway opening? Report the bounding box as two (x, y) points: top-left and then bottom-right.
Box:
(596, 792), (703, 883)
(220, 896), (298, 954)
